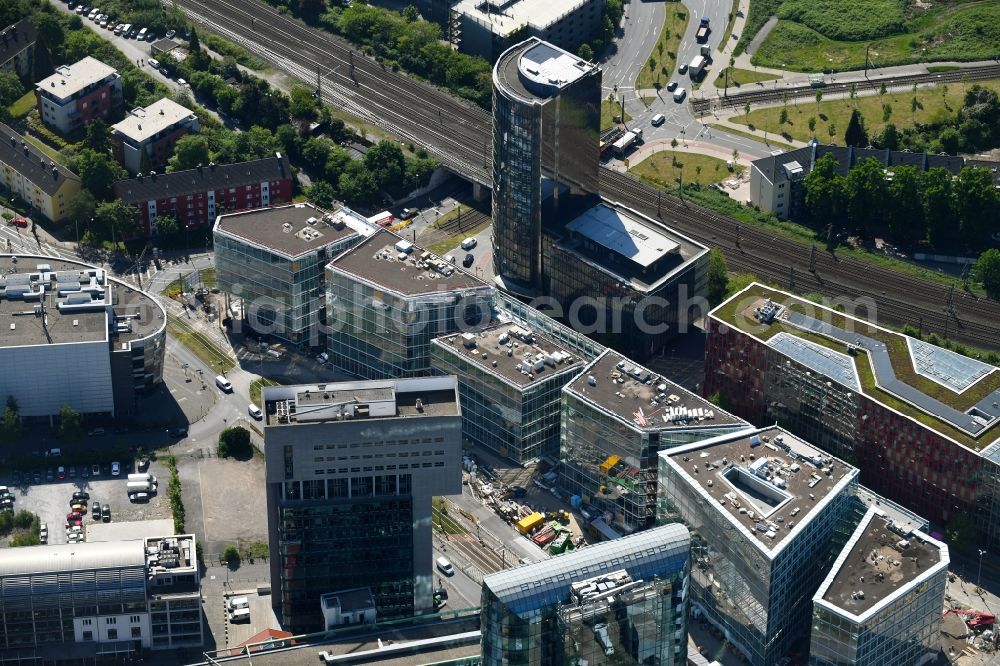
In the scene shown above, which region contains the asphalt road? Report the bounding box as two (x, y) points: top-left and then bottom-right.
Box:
(600, 0), (665, 95)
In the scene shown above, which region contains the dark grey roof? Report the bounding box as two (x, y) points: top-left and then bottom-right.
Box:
(753, 143), (971, 182)
(113, 154), (291, 203)
(0, 19), (37, 66)
(150, 38), (180, 52)
(0, 123), (81, 195)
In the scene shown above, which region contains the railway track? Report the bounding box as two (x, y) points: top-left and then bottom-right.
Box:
(174, 0), (1000, 350)
(691, 63), (1000, 114)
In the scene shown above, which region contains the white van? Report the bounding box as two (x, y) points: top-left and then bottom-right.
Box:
(460, 237), (477, 251)
(128, 473), (156, 484)
(248, 404), (263, 420)
(673, 87), (687, 102)
(136, 27), (147, 40)
(215, 376), (233, 393)
(436, 557), (454, 576)
(229, 608), (250, 623)
(227, 596), (250, 611)
(122, 24), (133, 37)
(651, 113), (665, 126)
(126, 480), (156, 492)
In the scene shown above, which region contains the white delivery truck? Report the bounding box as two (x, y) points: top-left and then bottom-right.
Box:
(688, 55), (707, 79)
(128, 473), (157, 484)
(126, 480), (156, 492)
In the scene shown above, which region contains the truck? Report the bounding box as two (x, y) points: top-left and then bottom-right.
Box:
(128, 473), (157, 484)
(696, 18), (710, 42)
(611, 131), (638, 157)
(126, 481), (156, 493)
(688, 55), (707, 78)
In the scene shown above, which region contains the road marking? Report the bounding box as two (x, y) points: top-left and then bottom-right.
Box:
(177, 397), (188, 403)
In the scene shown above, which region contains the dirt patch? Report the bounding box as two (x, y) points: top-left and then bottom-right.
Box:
(196, 457), (268, 549)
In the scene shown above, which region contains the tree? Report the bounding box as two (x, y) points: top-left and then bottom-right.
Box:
(803, 153), (847, 234)
(57, 405), (83, 443)
(577, 43), (594, 61)
(807, 116), (816, 133)
(953, 167), (999, 247)
(874, 123), (899, 150)
(974, 249), (1000, 300)
(308, 181), (336, 208)
(84, 118), (111, 152)
(0, 71), (23, 108)
(188, 25), (201, 53)
(364, 140), (408, 197)
(218, 426), (253, 459)
(66, 190), (97, 238)
(0, 395), (21, 445)
(886, 166), (925, 246)
(154, 214), (179, 237)
(922, 167), (955, 249)
(882, 103), (892, 122)
(815, 90), (822, 105)
(289, 84), (318, 121)
(299, 0), (327, 18)
(402, 4), (419, 21)
(222, 544), (241, 566)
(845, 158), (887, 237)
(706, 249), (728, 306)
(338, 161), (378, 206)
(167, 135), (211, 172)
(73, 149), (126, 201)
(301, 137), (333, 171)
(743, 102), (750, 118)
(878, 81), (887, 98)
(31, 12), (64, 52)
(95, 200), (142, 241)
(779, 108), (788, 125)
(843, 109), (868, 147)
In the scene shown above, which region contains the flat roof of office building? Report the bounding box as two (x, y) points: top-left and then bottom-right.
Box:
(566, 202), (680, 268)
(0, 539), (144, 577)
(36, 56), (117, 101)
(0, 256), (163, 348)
(434, 324), (584, 388)
(327, 228), (489, 297)
(663, 426), (858, 554)
(493, 38), (597, 103)
(215, 203), (375, 258)
(262, 376), (460, 426)
(565, 349), (745, 432)
(111, 98), (196, 143)
(816, 509), (947, 619)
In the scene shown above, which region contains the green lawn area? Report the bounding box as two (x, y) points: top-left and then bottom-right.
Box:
(8, 90), (35, 118)
(600, 99), (631, 130)
(633, 151), (740, 189)
(713, 67), (781, 89)
(636, 7), (690, 90)
(21, 134), (64, 164)
(707, 123), (798, 150)
(249, 377), (281, 406)
(426, 218), (491, 256)
(752, 2), (1000, 72)
(431, 497), (468, 535)
(732, 79), (1000, 143)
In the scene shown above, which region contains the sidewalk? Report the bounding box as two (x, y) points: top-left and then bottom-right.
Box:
(609, 137), (757, 172)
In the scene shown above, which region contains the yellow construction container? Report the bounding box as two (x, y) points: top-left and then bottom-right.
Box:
(516, 512), (544, 535)
(599, 455), (620, 475)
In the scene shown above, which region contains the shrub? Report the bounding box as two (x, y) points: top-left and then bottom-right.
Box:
(223, 545), (241, 566)
(218, 426), (253, 459)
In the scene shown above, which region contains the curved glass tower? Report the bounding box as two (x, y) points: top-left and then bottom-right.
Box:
(491, 38), (601, 293)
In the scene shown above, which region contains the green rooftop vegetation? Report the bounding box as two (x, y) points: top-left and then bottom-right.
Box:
(713, 284), (1000, 450)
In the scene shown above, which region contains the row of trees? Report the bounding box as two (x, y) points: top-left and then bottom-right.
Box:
(873, 85), (1000, 156)
(803, 154), (999, 250)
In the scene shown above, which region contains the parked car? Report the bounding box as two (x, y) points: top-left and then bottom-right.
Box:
(168, 426), (188, 438)
(111, 462), (121, 476)
(177, 78), (187, 87)
(92, 503), (101, 519)
(39, 523), (47, 544)
(73, 491), (90, 501)
(147, 58), (160, 70)
(91, 464), (101, 477)
(87, 427), (105, 436)
(509, 485), (527, 498)
(666, 80), (678, 92)
(46, 469), (54, 482)
(166, 29), (176, 39)
(129, 492), (150, 503)
(678, 63), (688, 74)
(462, 253), (475, 268)
(317, 352), (329, 363)
(400, 207), (418, 220)
(70, 502), (85, 513)
(11, 216), (28, 228)
(101, 504), (111, 522)
(68, 466), (77, 478)
(32, 471), (41, 484)
(137, 458), (150, 472)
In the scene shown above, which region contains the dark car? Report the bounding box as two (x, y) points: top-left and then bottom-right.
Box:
(137, 458), (150, 472)
(101, 504), (111, 522)
(168, 426), (188, 438)
(73, 491), (90, 501)
(509, 485), (527, 498)
(462, 253), (474, 268)
(46, 469), (54, 482)
(32, 471), (41, 484)
(92, 502), (101, 520)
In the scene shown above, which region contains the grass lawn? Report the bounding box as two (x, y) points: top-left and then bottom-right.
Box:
(636, 7), (690, 91)
(633, 151), (739, 188)
(732, 80), (1000, 143)
(200, 268), (217, 290)
(717, 3), (739, 53)
(706, 124), (797, 150)
(21, 134), (64, 164)
(166, 313), (235, 374)
(249, 377), (281, 406)
(753, 3), (1000, 72)
(713, 67), (780, 89)
(432, 497), (468, 535)
(426, 218), (491, 256)
(600, 99), (631, 130)
(8, 90), (35, 118)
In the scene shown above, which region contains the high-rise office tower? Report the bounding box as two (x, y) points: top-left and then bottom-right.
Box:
(491, 38), (601, 293)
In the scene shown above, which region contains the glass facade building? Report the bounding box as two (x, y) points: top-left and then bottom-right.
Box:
(705, 283), (1000, 548)
(559, 350), (748, 533)
(263, 378), (462, 633)
(431, 324), (587, 463)
(657, 426), (860, 666)
(810, 509), (949, 666)
(214, 203), (375, 346)
(480, 524), (691, 666)
(491, 38), (601, 293)
(326, 229), (495, 379)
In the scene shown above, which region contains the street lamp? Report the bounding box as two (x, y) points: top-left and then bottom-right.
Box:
(977, 549), (987, 590)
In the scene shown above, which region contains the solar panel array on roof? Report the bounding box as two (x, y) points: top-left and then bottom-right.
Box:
(768, 333), (860, 391)
(908, 338), (994, 393)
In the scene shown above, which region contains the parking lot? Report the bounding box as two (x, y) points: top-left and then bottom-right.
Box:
(178, 455), (268, 556)
(6, 458), (171, 545)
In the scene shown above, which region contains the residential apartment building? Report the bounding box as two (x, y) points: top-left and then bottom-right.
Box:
(0, 534), (202, 658)
(0, 255), (166, 420)
(0, 123), (80, 222)
(657, 426), (860, 666)
(36, 56), (122, 135)
(560, 349), (748, 534)
(111, 98), (199, 174)
(262, 377), (462, 632)
(432, 323), (585, 463)
(453, 0), (605, 60)
(0, 19), (36, 78)
(113, 153), (293, 234)
(810, 508), (949, 666)
(705, 283), (1000, 548)
(481, 524), (691, 666)
(214, 203), (376, 346)
(325, 228), (495, 379)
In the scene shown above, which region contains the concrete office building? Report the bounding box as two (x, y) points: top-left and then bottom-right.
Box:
(481, 523), (691, 665)
(214, 203), (376, 346)
(320, 588), (377, 630)
(113, 153), (293, 234)
(262, 377), (462, 632)
(657, 425), (860, 666)
(0, 255), (165, 420)
(810, 508), (949, 666)
(0, 19), (36, 78)
(111, 98), (199, 174)
(36, 57), (122, 135)
(705, 283), (1000, 548)
(491, 38), (600, 294)
(452, 0), (604, 60)
(0, 534), (202, 658)
(0, 123), (81, 222)
(325, 228), (495, 379)
(432, 323), (585, 463)
(543, 200), (710, 360)
(560, 349), (748, 534)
